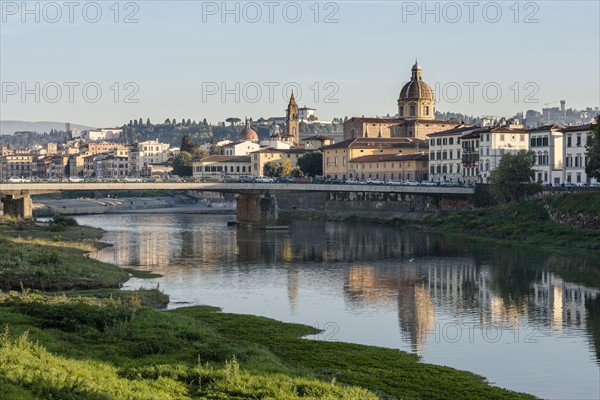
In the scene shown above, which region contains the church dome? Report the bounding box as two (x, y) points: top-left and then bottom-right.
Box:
(241, 127), (258, 141)
(241, 118), (259, 141)
(399, 61), (435, 101)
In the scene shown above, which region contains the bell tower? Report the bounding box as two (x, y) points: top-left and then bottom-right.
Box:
(285, 91), (299, 145)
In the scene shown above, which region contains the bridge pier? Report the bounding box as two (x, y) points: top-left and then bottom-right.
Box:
(1, 194), (33, 219)
(236, 192), (281, 228)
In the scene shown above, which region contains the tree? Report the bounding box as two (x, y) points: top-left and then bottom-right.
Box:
(489, 150), (540, 202)
(226, 117), (241, 127)
(146, 118), (151, 125)
(585, 115), (600, 181)
(172, 151), (193, 177)
(263, 161), (280, 177)
(181, 134), (195, 153)
(297, 152), (323, 177)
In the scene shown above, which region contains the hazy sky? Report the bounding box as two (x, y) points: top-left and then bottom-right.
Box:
(1, 0), (599, 127)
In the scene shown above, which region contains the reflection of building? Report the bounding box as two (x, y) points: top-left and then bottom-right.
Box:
(531, 271), (599, 332)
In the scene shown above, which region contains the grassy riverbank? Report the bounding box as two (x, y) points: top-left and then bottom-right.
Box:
(284, 192), (600, 251)
(425, 192), (600, 250)
(0, 218), (537, 399)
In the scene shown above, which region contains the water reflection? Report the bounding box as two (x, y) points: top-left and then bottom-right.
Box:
(82, 214), (600, 399)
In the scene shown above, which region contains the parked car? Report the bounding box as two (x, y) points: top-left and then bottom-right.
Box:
(222, 175), (237, 183)
(239, 175), (256, 183)
(564, 182), (576, 188)
(404, 180), (420, 186)
(48, 176), (61, 183)
(325, 178), (344, 184)
(69, 177), (83, 183)
(365, 178), (385, 185)
(295, 177), (311, 183)
(590, 182), (600, 187)
(345, 178), (360, 184)
(386, 179), (403, 186)
(254, 176), (274, 183)
(275, 176), (296, 183)
(8, 176), (22, 183)
(420, 181), (436, 186)
(124, 177), (143, 183)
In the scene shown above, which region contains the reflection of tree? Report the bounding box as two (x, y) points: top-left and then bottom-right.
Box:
(585, 296), (600, 362)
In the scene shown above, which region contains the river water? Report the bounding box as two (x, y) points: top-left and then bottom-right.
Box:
(77, 213), (600, 400)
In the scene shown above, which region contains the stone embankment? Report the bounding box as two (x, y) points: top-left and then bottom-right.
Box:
(545, 203), (600, 230)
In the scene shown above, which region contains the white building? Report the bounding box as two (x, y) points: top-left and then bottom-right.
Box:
(427, 126), (473, 183)
(192, 155), (252, 181)
(479, 124), (529, 183)
(527, 125), (564, 185)
(298, 107), (317, 121)
(562, 124), (597, 185)
(82, 128), (122, 142)
(128, 140), (171, 176)
(223, 141), (261, 156)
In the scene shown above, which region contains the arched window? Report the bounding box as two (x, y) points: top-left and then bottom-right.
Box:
(410, 105), (416, 116)
(424, 106), (429, 115)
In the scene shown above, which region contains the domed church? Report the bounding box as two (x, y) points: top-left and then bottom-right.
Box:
(343, 60), (461, 141)
(397, 60), (435, 120)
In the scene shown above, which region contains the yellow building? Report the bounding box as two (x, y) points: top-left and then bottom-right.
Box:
(349, 153), (429, 182)
(251, 148), (310, 177)
(321, 137), (427, 180)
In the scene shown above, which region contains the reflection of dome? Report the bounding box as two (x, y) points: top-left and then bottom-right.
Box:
(399, 61), (434, 101)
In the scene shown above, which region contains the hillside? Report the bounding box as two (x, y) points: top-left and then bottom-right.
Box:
(0, 121), (96, 136)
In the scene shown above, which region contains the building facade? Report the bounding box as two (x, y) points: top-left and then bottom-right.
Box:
(479, 123), (529, 183)
(348, 153), (429, 181)
(528, 125), (564, 185)
(427, 126), (473, 183)
(193, 155), (252, 180)
(562, 124), (596, 184)
(321, 137), (427, 180)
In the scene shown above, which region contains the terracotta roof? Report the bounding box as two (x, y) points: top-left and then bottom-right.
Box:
(490, 127), (528, 133)
(527, 125), (561, 132)
(427, 125), (476, 137)
(399, 80), (435, 100)
(197, 155), (250, 163)
(405, 119), (459, 125)
(303, 135), (334, 141)
(345, 117), (403, 124)
(322, 137), (428, 150)
(349, 153), (429, 163)
(560, 124), (593, 132)
(255, 148), (311, 154)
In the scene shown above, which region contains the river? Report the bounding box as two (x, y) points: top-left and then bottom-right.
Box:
(77, 213), (600, 400)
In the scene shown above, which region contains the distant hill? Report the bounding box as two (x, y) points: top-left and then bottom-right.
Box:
(0, 121), (96, 136)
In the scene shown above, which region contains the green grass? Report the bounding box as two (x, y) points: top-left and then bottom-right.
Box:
(424, 194), (600, 250)
(0, 291), (536, 400)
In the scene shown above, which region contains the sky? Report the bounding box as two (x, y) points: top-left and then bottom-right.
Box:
(1, 0), (599, 128)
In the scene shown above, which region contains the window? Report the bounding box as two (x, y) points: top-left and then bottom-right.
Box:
(399, 106), (404, 116)
(567, 135), (572, 147)
(424, 106), (429, 115)
(437, 138), (442, 145)
(410, 105), (416, 116)
(443, 138), (447, 145)
(576, 135), (582, 147)
(430, 139), (435, 146)
(449, 138), (454, 145)
(520, 135), (525, 141)
(500, 134), (505, 141)
(449, 150), (453, 159)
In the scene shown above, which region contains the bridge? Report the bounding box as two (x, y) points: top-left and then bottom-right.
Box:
(0, 182), (475, 227)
